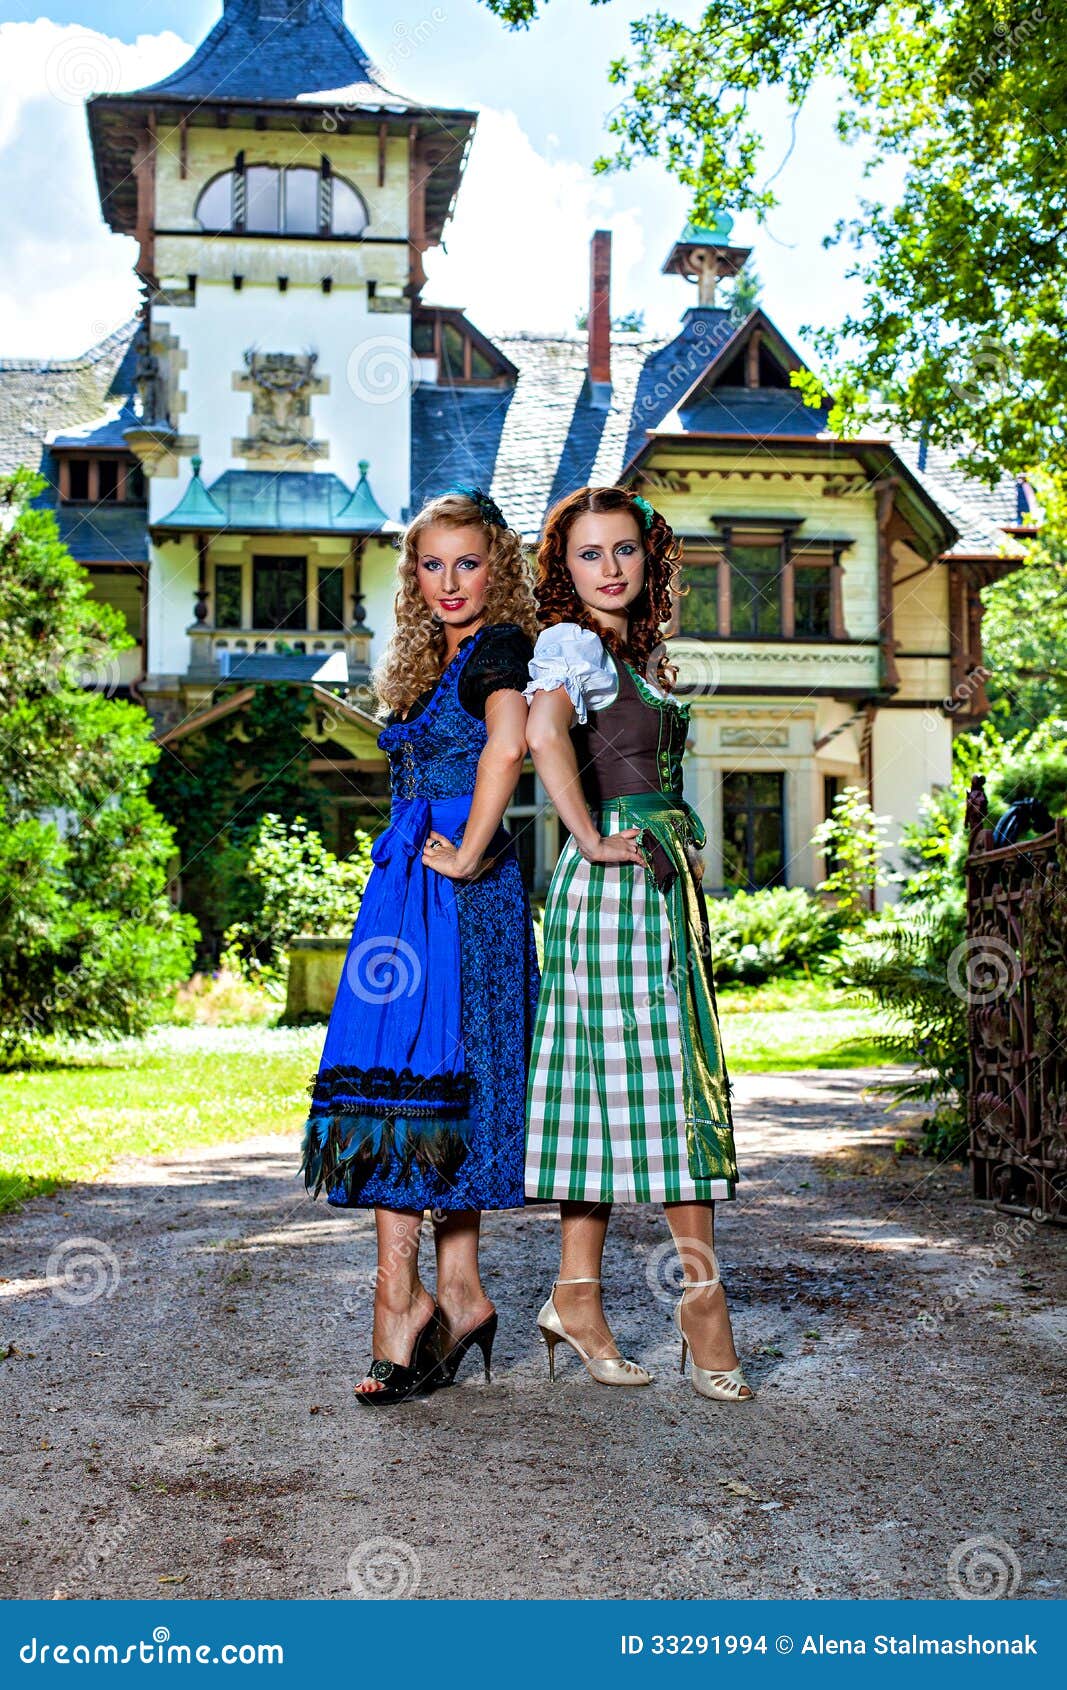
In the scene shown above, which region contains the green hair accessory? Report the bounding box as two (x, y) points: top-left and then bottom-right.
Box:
(632, 494), (655, 530)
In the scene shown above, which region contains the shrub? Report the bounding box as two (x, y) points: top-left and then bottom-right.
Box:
(223, 814), (373, 978)
(811, 784), (897, 923)
(705, 886), (840, 984)
(169, 967), (280, 1028)
(149, 684), (334, 956)
(0, 472), (197, 1057)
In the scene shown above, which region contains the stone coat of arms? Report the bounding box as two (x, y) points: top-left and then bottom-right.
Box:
(234, 349), (328, 460)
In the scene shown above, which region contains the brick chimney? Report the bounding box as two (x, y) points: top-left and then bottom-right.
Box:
(588, 229), (612, 405)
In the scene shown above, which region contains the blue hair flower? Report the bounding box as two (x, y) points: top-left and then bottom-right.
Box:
(447, 486), (508, 529)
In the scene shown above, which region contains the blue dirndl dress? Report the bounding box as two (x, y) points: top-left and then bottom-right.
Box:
(299, 623), (540, 1212)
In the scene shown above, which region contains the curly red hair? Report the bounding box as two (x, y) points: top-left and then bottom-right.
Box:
(535, 486), (681, 688)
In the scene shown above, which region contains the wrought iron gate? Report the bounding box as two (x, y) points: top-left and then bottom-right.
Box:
(965, 774), (1067, 1222)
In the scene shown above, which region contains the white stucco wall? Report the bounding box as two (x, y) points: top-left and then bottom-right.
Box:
(145, 536), (199, 678)
(870, 707), (953, 900)
(149, 282), (411, 522)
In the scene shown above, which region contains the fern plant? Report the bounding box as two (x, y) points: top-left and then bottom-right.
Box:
(841, 901), (970, 1159)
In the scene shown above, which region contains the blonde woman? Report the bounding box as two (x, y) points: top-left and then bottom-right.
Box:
(301, 489), (540, 1405)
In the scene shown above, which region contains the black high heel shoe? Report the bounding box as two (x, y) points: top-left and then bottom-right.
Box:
(431, 1311), (498, 1388)
(354, 1305), (444, 1408)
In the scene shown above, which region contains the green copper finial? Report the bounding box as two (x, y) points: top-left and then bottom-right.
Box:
(679, 209), (735, 246)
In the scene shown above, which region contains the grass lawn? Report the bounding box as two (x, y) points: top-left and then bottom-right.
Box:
(718, 976), (892, 1071)
(0, 1026), (323, 1214)
(0, 981), (893, 1213)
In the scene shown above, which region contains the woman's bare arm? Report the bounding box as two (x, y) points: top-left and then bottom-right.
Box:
(422, 687), (529, 879)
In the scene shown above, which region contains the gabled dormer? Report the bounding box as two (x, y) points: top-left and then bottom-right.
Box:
(670, 308), (831, 440)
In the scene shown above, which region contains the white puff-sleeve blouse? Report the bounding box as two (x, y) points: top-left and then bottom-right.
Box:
(523, 622), (620, 725)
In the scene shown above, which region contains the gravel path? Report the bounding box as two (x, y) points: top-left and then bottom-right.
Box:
(0, 1069), (1063, 1601)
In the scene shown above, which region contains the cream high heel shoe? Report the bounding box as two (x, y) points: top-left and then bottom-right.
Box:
(673, 1276), (754, 1402)
(537, 1278), (653, 1386)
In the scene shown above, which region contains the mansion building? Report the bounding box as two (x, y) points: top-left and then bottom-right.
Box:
(0, 0), (1033, 910)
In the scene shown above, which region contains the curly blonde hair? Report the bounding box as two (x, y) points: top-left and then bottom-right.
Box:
(373, 492), (539, 718)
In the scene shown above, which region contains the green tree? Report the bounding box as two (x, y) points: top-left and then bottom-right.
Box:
(575, 306), (646, 331)
(150, 685), (329, 955)
(486, 0), (1065, 478)
(842, 715), (1067, 1155)
(727, 261), (762, 324)
(0, 472), (197, 1054)
(982, 476), (1067, 733)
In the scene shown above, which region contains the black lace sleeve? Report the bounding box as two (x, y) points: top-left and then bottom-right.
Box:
(459, 623), (534, 720)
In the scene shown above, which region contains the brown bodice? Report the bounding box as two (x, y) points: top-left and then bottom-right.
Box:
(570, 657), (689, 807)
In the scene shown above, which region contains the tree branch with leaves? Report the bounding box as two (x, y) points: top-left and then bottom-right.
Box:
(481, 0), (1064, 480)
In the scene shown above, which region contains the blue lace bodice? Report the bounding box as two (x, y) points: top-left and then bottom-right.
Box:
(377, 630), (490, 801)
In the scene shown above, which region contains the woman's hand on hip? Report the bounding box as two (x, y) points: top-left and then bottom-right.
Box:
(422, 830), (484, 881)
(581, 827), (645, 867)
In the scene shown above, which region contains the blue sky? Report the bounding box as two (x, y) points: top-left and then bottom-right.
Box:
(0, 1), (886, 359)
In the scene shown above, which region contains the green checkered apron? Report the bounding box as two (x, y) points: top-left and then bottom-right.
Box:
(525, 791), (737, 1205)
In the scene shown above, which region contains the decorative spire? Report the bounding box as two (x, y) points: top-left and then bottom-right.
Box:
(662, 213), (752, 308)
(156, 459), (227, 530)
(130, 0), (411, 106)
(337, 460), (394, 532)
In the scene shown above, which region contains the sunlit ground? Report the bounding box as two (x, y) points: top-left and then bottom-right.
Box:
(0, 981), (891, 1211)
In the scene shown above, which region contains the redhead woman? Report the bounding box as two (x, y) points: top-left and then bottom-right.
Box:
(300, 489), (540, 1405)
(523, 486), (752, 1402)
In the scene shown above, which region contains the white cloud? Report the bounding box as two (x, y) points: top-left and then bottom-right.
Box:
(424, 107), (645, 336)
(0, 21), (190, 359)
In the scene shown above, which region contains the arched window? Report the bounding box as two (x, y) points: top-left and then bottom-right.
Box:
(331, 177), (367, 236)
(195, 172), (232, 232)
(195, 160), (369, 237)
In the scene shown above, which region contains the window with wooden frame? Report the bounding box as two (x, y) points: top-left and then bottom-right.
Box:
(195, 156), (368, 238)
(675, 520), (848, 641)
(722, 771), (786, 892)
(56, 454), (145, 505)
(411, 308), (516, 387)
(252, 555), (308, 631)
(316, 565), (346, 632)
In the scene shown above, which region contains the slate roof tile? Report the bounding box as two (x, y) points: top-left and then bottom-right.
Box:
(1, 317), (1029, 563)
(133, 0), (415, 108)
(0, 321), (138, 476)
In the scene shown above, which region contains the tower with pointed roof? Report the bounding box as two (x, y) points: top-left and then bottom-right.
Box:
(86, 0), (476, 717)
